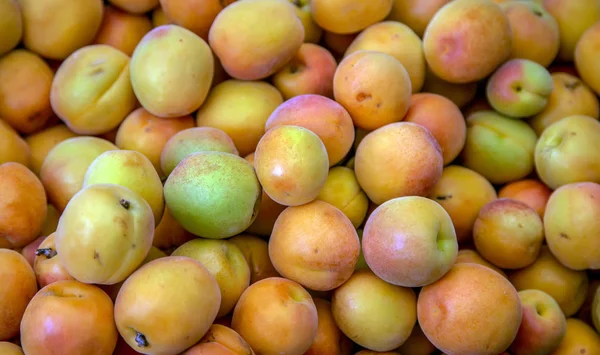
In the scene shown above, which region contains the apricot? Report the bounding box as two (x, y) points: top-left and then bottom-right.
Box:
(0, 250), (37, 341)
(355, 122), (443, 205)
(108, 0), (159, 14)
(20, 280), (118, 355)
(455, 249), (507, 277)
(25, 124), (77, 176)
(386, 0), (450, 38)
(0, 0), (21, 56)
(428, 165), (497, 243)
(115, 256), (221, 353)
(535, 115), (600, 189)
(509, 246), (589, 317)
(461, 110), (538, 185)
(543, 0), (600, 62)
(131, 25), (214, 117)
(0, 162), (47, 249)
(473, 198), (544, 269)
(0, 49), (54, 134)
(363, 196), (458, 287)
(33, 232), (74, 288)
(269, 200), (360, 291)
(182, 324), (255, 355)
(196, 80), (283, 157)
(21, 235), (46, 268)
(323, 31), (358, 58)
(289, 0), (323, 44)
(575, 22), (600, 96)
(164, 152), (262, 239)
(317, 166), (369, 228)
(19, 0), (104, 60)
(265, 94), (355, 167)
(418, 263), (522, 355)
(421, 67), (478, 108)
(209, 0), (304, 80)
(345, 21), (426, 93)
(151, 5), (171, 27)
(272, 43), (337, 100)
(254, 125), (329, 206)
(333, 50), (412, 131)
(498, 179), (552, 218)
(232, 277), (318, 354)
(332, 269), (417, 351)
(0, 342), (23, 355)
(500, 0), (560, 67)
(93, 5), (153, 56)
(528, 73), (600, 135)
(0, 119), (30, 167)
(115, 107), (195, 178)
(544, 182), (600, 270)
(152, 206), (195, 251)
(311, 0), (393, 34)
(50, 44), (137, 135)
(160, 0), (235, 41)
(172, 239), (251, 317)
(552, 318), (600, 354)
(403, 93), (467, 165)
(305, 298), (352, 355)
(39, 136), (118, 212)
(229, 234), (280, 284)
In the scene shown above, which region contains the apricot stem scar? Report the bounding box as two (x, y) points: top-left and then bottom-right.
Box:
(120, 199), (131, 210)
(35, 248), (57, 259)
(135, 331), (149, 347)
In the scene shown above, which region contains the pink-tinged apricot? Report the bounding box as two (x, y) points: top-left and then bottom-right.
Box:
(334, 50), (412, 131)
(423, 0), (512, 84)
(403, 93), (467, 165)
(355, 122), (443, 205)
(254, 125), (329, 206)
(498, 179), (552, 219)
(265, 94), (355, 167)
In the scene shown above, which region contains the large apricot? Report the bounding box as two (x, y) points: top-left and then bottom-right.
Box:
(40, 136), (117, 211)
(25, 124), (78, 176)
(0, 49), (54, 134)
(115, 108), (195, 178)
(418, 263), (522, 354)
(265, 94), (355, 167)
(196, 80), (283, 157)
(0, 163), (47, 249)
(50, 44), (137, 135)
(0, 250), (37, 341)
(269, 200), (360, 291)
(423, 0), (512, 83)
(209, 0), (304, 80)
(131, 24), (214, 117)
(333, 50), (412, 131)
(19, 0), (104, 60)
(254, 125), (329, 206)
(354, 122), (443, 205)
(93, 5), (153, 56)
(0, 119), (30, 167)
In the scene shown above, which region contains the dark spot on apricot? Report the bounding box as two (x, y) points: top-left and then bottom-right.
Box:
(532, 9), (543, 17)
(435, 195), (453, 201)
(93, 250), (102, 265)
(356, 92), (371, 102)
(89, 67), (104, 76)
(560, 232), (570, 239)
(120, 199), (130, 209)
(565, 80), (581, 90)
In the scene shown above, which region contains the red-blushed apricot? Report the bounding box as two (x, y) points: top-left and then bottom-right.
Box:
(334, 50), (412, 131)
(115, 107), (195, 178)
(498, 179), (552, 219)
(33, 232), (75, 288)
(269, 200), (360, 291)
(423, 0), (512, 84)
(265, 94), (354, 167)
(355, 122), (443, 205)
(417, 263), (522, 354)
(403, 93), (467, 165)
(0, 49), (54, 134)
(0, 162), (47, 249)
(231, 277), (318, 355)
(93, 5), (153, 56)
(0, 249), (37, 341)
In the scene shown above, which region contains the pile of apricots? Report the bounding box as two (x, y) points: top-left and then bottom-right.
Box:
(2, 0), (600, 354)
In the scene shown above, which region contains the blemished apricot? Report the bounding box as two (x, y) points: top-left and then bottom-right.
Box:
(0, 162), (47, 249)
(0, 249), (38, 341)
(115, 108), (195, 178)
(265, 94), (355, 167)
(269, 200), (360, 291)
(93, 5), (153, 57)
(334, 50), (412, 131)
(0, 49), (54, 134)
(25, 124), (78, 176)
